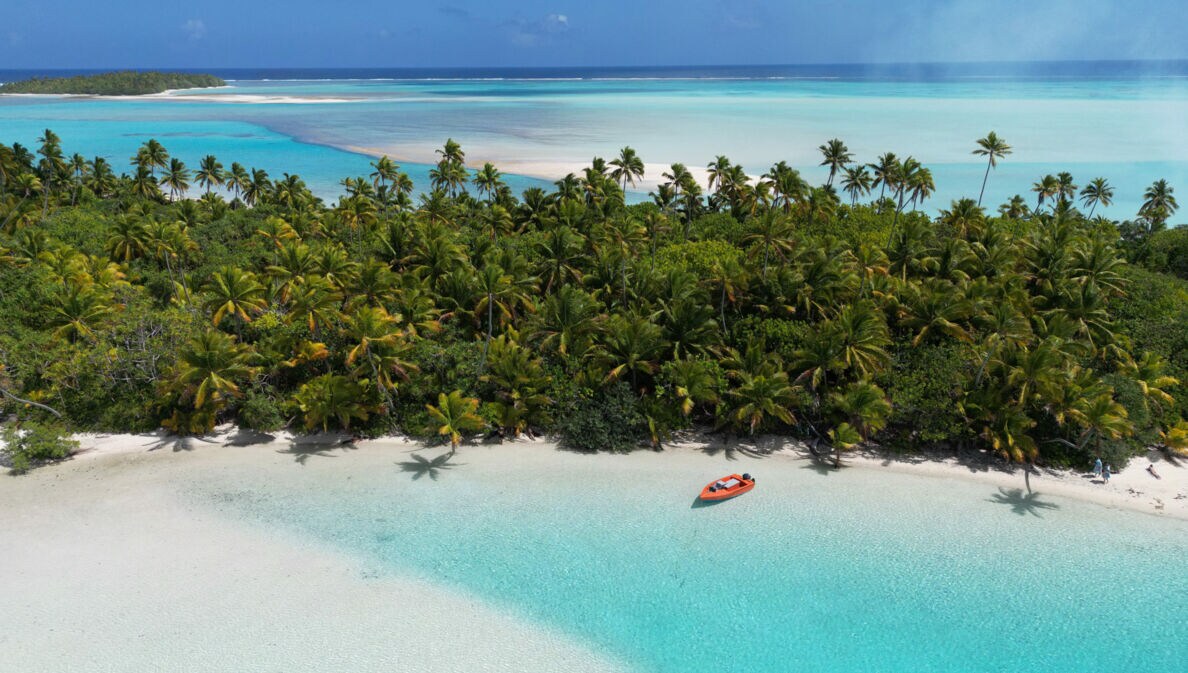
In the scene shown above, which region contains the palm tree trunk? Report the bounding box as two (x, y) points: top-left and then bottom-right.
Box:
(479, 293), (494, 374)
(720, 284), (728, 331)
(977, 159), (992, 207)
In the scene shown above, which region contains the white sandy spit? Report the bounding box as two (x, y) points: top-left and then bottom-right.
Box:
(342, 143), (715, 192)
(0, 430), (631, 673)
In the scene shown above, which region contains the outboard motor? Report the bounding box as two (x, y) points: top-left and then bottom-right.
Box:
(743, 473), (753, 481)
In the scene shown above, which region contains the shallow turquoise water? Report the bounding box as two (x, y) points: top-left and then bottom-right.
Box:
(199, 450), (1188, 673)
(3, 71), (1188, 216)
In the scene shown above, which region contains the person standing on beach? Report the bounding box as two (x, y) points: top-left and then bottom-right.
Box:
(1103, 464), (1112, 483)
(1093, 457), (1103, 478)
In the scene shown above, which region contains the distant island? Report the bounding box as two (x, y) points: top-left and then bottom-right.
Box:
(0, 71), (225, 96)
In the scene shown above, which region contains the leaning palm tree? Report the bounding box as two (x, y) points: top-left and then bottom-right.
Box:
(972, 132), (1011, 206)
(426, 390), (485, 453)
(818, 138), (853, 187)
(1079, 177), (1114, 218)
(1031, 174), (1059, 213)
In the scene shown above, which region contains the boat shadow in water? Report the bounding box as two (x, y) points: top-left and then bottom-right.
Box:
(398, 452), (462, 481)
(987, 487), (1060, 517)
(690, 496), (734, 509)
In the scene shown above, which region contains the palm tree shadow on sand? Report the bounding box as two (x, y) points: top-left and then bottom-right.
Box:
(276, 434), (357, 465)
(398, 452), (461, 481)
(147, 433), (220, 452)
(988, 487), (1060, 517)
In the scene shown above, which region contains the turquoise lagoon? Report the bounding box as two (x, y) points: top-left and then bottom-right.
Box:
(3, 64), (1188, 217)
(198, 447), (1188, 673)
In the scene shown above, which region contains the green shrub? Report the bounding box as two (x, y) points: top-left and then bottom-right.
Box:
(237, 386), (288, 432)
(1143, 225), (1188, 280)
(2, 423), (78, 474)
(555, 382), (646, 452)
(878, 341), (972, 446)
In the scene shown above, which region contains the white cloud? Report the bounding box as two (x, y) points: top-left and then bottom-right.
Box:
(508, 12), (571, 47)
(182, 19), (206, 41)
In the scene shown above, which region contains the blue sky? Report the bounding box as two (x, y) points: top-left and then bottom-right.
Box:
(2, 0), (1186, 68)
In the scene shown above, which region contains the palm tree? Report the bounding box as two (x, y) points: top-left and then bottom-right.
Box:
(999, 195), (1029, 220)
(1140, 179), (1178, 227)
(135, 139), (169, 177)
(723, 371), (798, 435)
(105, 216), (147, 262)
(344, 306), (414, 402)
(436, 138), (466, 165)
(533, 285), (601, 358)
(665, 358), (720, 417)
(472, 162), (504, 203)
(426, 390), (485, 453)
(609, 146), (645, 197)
(938, 198), (986, 238)
(37, 129), (65, 215)
(869, 152), (898, 209)
(1079, 177), (1114, 218)
(818, 138), (853, 187)
(204, 266), (267, 326)
(49, 286), (113, 342)
(830, 381), (891, 440)
(160, 158), (190, 201)
(171, 330), (256, 410)
(593, 312), (667, 389)
(86, 157), (117, 197)
(228, 163), (249, 202)
(742, 212), (795, 278)
(706, 155), (733, 200)
(195, 155), (224, 195)
(293, 374), (372, 431)
(1031, 174), (1059, 213)
(1070, 392), (1132, 455)
(1121, 352), (1180, 415)
(287, 275), (343, 335)
(840, 165), (873, 206)
(972, 132), (1011, 206)
(369, 155), (399, 191)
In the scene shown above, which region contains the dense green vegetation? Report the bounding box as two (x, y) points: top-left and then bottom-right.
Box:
(1, 130), (1186, 471)
(0, 72), (225, 96)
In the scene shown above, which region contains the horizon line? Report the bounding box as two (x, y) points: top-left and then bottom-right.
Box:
(3, 58), (1188, 72)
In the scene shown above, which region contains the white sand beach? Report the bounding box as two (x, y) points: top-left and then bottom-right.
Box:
(56, 428), (1188, 520)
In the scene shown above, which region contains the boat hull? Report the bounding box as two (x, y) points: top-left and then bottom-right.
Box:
(698, 474), (755, 501)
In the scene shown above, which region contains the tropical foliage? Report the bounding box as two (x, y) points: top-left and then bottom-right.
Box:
(0, 131), (1184, 471)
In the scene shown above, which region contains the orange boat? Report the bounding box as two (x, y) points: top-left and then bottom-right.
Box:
(699, 473), (755, 501)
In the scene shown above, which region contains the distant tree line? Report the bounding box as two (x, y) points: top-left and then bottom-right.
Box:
(0, 72), (225, 96)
